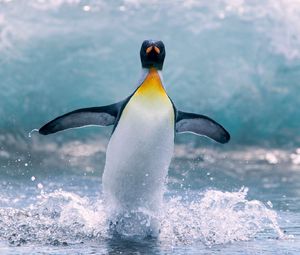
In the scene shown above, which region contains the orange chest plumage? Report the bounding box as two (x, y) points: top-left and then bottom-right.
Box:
(118, 68), (174, 129)
(133, 68), (171, 106)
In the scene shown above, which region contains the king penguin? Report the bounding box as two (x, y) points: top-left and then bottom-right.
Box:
(39, 40), (230, 236)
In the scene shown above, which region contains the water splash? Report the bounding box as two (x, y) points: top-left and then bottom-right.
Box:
(28, 128), (39, 138)
(0, 188), (287, 247)
(0, 190), (107, 246)
(160, 188), (286, 246)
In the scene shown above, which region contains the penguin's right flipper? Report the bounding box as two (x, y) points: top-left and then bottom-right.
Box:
(39, 102), (123, 135)
(175, 111), (230, 144)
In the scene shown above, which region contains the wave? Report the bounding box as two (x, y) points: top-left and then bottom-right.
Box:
(0, 0), (299, 146)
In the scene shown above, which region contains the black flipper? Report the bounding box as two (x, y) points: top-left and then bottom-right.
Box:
(39, 101), (124, 135)
(175, 111), (230, 144)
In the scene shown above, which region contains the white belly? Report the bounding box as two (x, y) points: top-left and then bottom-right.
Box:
(102, 95), (174, 214)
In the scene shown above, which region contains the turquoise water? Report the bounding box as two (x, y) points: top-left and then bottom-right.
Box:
(0, 0), (300, 254)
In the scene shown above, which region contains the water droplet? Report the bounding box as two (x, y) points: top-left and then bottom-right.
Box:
(119, 5), (126, 12)
(218, 12), (225, 19)
(83, 5), (91, 12)
(267, 201), (273, 208)
(28, 129), (39, 138)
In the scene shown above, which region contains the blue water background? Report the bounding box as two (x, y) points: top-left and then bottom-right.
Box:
(1, 0), (300, 146)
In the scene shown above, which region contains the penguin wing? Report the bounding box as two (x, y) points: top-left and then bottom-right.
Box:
(39, 102), (123, 135)
(175, 111), (230, 144)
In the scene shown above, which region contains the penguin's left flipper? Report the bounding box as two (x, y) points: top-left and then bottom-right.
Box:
(39, 102), (123, 135)
(175, 111), (230, 144)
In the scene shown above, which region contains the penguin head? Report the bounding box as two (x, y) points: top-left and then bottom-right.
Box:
(140, 40), (165, 70)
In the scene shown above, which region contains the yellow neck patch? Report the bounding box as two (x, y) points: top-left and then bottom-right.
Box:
(122, 68), (174, 122)
(134, 68), (168, 101)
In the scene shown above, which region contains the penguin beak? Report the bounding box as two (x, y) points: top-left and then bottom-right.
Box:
(146, 46), (153, 54)
(146, 46), (160, 55)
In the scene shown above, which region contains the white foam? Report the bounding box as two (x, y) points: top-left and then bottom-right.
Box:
(0, 188), (288, 246)
(160, 187), (286, 246)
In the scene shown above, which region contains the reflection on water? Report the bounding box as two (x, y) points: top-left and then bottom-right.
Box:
(105, 237), (160, 255)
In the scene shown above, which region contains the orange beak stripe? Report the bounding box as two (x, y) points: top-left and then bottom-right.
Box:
(154, 46), (160, 54)
(146, 46), (153, 54)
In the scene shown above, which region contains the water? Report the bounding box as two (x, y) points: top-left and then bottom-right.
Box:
(1, 0), (300, 254)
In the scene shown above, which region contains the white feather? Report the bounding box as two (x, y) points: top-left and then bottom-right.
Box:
(102, 71), (174, 234)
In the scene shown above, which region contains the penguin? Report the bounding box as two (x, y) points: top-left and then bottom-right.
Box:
(39, 39), (230, 236)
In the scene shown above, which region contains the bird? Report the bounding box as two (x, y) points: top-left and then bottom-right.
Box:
(39, 39), (230, 237)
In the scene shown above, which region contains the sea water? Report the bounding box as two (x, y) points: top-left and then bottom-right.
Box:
(0, 0), (300, 254)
